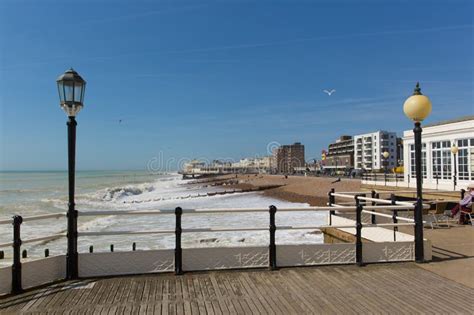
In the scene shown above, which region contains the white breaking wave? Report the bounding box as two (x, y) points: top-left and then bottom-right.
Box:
(0, 173), (326, 265)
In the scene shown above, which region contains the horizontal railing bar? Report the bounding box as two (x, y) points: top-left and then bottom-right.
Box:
(183, 227), (268, 232)
(0, 213), (65, 225)
(331, 192), (360, 199)
(361, 210), (415, 222)
(21, 233), (66, 245)
(373, 190), (416, 194)
(357, 196), (415, 206)
(332, 193), (430, 208)
(79, 230), (175, 236)
(0, 242), (14, 248)
(193, 206), (358, 212)
(0, 218), (13, 225)
(22, 213), (66, 222)
(331, 191), (371, 194)
(79, 210), (175, 216)
(79, 206), (359, 217)
(278, 225), (355, 230)
(362, 205), (416, 210)
(327, 203), (349, 208)
(362, 223), (415, 227)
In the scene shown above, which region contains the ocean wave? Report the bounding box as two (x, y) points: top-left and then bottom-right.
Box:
(101, 185), (155, 201)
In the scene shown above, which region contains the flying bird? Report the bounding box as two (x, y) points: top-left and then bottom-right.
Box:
(331, 177), (341, 184)
(323, 89), (336, 96)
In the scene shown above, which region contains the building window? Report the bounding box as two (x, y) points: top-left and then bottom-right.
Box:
(431, 141), (451, 180)
(457, 138), (474, 181)
(410, 144), (427, 179)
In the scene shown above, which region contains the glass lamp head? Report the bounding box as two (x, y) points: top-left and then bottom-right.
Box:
(57, 68), (86, 117)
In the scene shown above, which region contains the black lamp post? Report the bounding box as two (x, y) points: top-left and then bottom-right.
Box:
(57, 68), (86, 279)
(451, 145), (458, 191)
(403, 82), (432, 263)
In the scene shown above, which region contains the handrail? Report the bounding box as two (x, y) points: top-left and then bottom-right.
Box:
(0, 218), (13, 225)
(78, 206), (359, 217)
(363, 205), (415, 210)
(331, 193), (430, 209)
(0, 213), (65, 225)
(22, 213), (66, 222)
(79, 230), (175, 237)
(362, 223), (415, 227)
(361, 210), (415, 222)
(0, 241), (13, 248)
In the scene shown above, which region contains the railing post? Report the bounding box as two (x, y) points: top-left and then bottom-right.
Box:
(12, 215), (23, 294)
(269, 205), (277, 270)
(328, 188), (335, 225)
(370, 190), (376, 224)
(391, 194), (398, 242)
(175, 207), (183, 275)
(355, 196), (363, 266)
(460, 189), (466, 200)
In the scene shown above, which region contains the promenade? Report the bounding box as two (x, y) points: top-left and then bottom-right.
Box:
(1, 263), (472, 314)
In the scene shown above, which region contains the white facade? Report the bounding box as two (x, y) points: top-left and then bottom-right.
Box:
(403, 116), (474, 191)
(354, 131), (397, 170)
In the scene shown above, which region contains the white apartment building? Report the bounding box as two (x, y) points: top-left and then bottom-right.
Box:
(403, 115), (474, 191)
(354, 131), (398, 170)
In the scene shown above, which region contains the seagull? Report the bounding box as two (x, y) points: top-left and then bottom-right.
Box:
(323, 89), (336, 96)
(331, 177), (341, 184)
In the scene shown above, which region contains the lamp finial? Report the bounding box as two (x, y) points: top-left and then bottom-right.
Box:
(413, 82), (422, 95)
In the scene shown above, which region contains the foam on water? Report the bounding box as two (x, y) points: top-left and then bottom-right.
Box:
(0, 172), (326, 265)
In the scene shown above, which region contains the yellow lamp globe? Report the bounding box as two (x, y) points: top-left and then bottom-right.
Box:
(451, 145), (459, 154)
(383, 151), (390, 159)
(403, 82), (432, 122)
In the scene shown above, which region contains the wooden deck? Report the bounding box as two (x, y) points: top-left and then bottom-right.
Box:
(1, 263), (471, 314)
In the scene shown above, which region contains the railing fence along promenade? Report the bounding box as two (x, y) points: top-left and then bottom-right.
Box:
(0, 190), (432, 296)
(361, 173), (405, 186)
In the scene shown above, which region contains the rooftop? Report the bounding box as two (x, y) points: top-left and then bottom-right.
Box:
(424, 115), (474, 128)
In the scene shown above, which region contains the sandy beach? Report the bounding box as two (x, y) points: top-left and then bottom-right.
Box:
(191, 174), (363, 206)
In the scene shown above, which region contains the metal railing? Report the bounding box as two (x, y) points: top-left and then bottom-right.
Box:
(1, 195), (420, 295)
(0, 213), (66, 294)
(362, 173), (404, 186)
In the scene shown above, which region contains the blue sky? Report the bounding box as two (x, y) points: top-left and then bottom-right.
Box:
(0, 0), (472, 171)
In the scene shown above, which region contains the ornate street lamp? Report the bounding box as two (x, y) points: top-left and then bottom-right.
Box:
(403, 82), (431, 263)
(57, 68), (86, 279)
(382, 151), (390, 185)
(451, 144), (459, 191)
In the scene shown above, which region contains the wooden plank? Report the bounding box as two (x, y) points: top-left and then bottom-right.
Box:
(1, 263), (473, 314)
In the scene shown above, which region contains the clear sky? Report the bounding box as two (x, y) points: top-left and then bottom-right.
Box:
(0, 0), (472, 171)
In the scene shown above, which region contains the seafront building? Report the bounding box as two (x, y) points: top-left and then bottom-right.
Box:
(231, 156), (273, 171)
(325, 135), (354, 170)
(354, 131), (398, 171)
(402, 115), (474, 190)
(275, 142), (305, 173)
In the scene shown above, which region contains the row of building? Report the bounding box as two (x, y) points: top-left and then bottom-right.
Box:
(182, 115), (473, 190)
(181, 143), (306, 175)
(324, 131), (402, 172)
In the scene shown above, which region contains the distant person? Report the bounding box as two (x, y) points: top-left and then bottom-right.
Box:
(450, 183), (474, 224)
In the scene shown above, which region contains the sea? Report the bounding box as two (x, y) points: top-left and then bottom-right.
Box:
(0, 171), (326, 266)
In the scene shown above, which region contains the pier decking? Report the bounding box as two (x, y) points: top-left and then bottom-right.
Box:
(1, 263), (471, 314)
